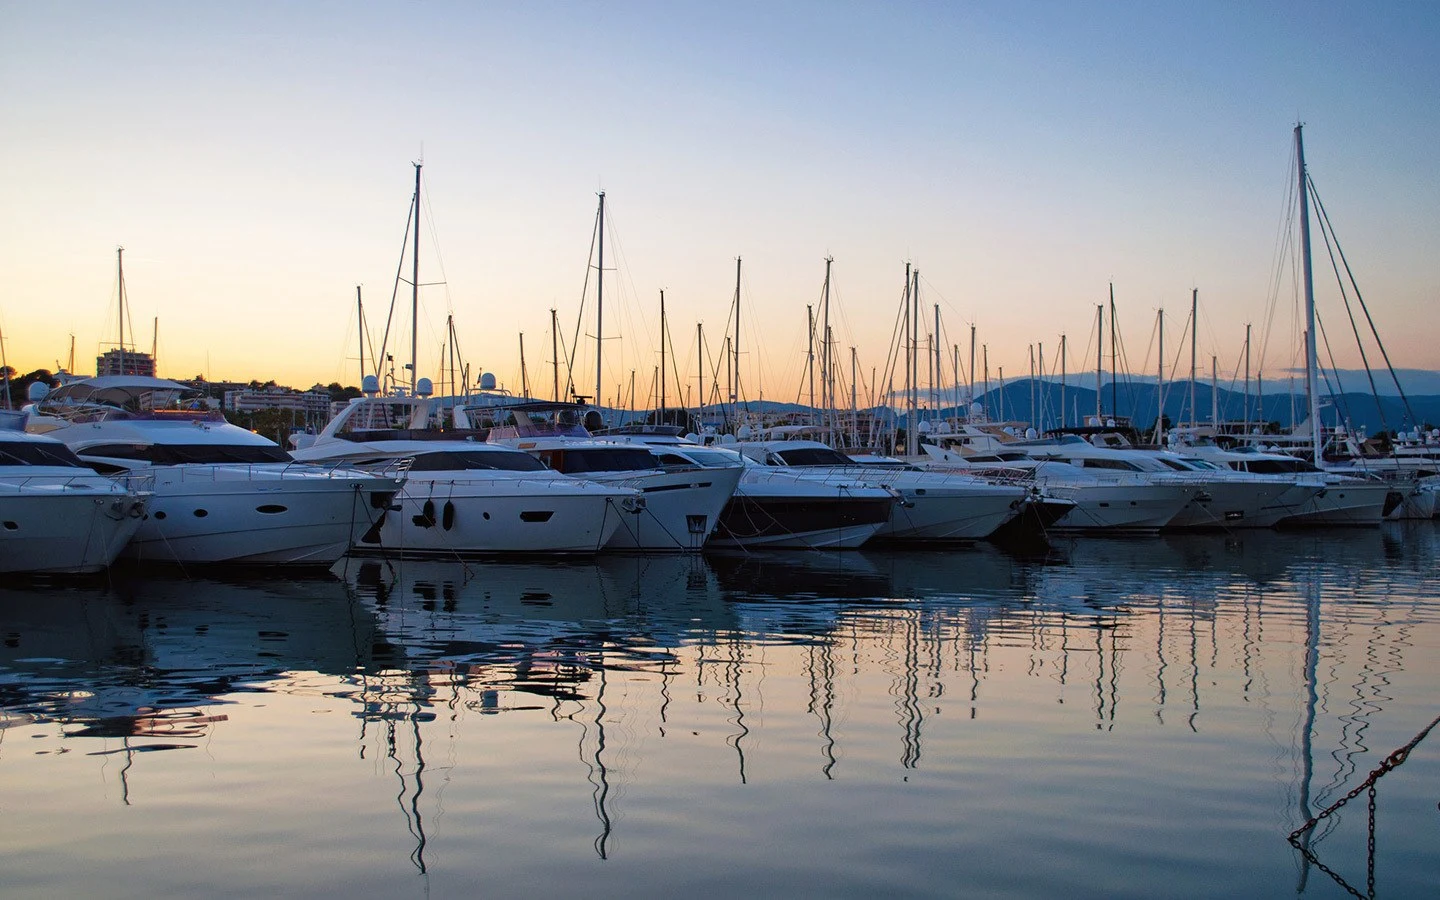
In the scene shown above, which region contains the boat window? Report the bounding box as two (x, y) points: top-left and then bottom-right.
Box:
(1239, 458), (1314, 475)
(408, 450), (547, 472)
(680, 449), (742, 468)
(0, 440), (90, 468)
(656, 452), (696, 467)
(80, 443), (293, 464)
(776, 447), (855, 466)
(1156, 458), (1192, 471)
(554, 447), (661, 474)
(1080, 458), (1142, 472)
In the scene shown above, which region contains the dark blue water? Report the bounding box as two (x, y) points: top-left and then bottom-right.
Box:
(1, 526), (1437, 898)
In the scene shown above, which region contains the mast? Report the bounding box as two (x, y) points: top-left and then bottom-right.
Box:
(982, 344), (989, 420)
(357, 286), (366, 385)
(851, 345), (859, 446)
(1094, 304), (1103, 422)
(821, 257), (832, 423)
(1189, 288), (1198, 428)
(551, 308), (560, 401)
(908, 269), (920, 455)
(733, 256), (742, 405)
(0, 322), (9, 409)
(1028, 344), (1036, 430)
(1296, 124), (1322, 462)
(1155, 309), (1165, 443)
(116, 247), (127, 375)
(411, 162), (421, 395)
(151, 316), (158, 371)
(519, 332), (530, 399)
(595, 191), (606, 410)
(659, 290), (667, 412)
(1060, 333), (1068, 429)
(1108, 284), (1117, 418)
(696, 322), (704, 428)
(1038, 342), (1046, 431)
(933, 304), (941, 427)
(901, 263), (912, 438)
(806, 305), (816, 416)
(968, 324), (976, 409)
(1211, 355), (1219, 425)
(1243, 323), (1252, 433)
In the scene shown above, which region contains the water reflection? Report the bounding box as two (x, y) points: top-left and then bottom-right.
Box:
(0, 526), (1436, 894)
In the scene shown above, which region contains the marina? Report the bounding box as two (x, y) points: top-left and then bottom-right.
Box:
(1, 527), (1437, 898)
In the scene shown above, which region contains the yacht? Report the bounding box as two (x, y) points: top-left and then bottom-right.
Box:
(734, 439), (1026, 542)
(0, 411), (149, 574)
(483, 402), (741, 551)
(1168, 439), (1399, 526)
(25, 376), (401, 565)
(290, 386), (641, 555)
(597, 426), (897, 550)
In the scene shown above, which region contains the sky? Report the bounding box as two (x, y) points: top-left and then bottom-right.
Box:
(2, 1), (1438, 408)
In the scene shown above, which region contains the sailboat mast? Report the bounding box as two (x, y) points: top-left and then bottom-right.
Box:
(1038, 342), (1046, 431)
(1244, 323), (1252, 432)
(933, 304), (941, 426)
(908, 269), (920, 455)
(968, 324), (976, 409)
(696, 322), (704, 427)
(659, 290), (667, 412)
(733, 256), (741, 405)
(1094, 304), (1103, 421)
(1189, 288), (1198, 428)
(1211, 355), (1219, 426)
(411, 163), (421, 395)
(595, 191), (606, 409)
(806, 305), (816, 416)
(356, 286), (366, 385)
(982, 344), (989, 420)
(821, 257), (832, 421)
(1296, 124), (1322, 462)
(851, 345), (859, 446)
(551, 308), (560, 401)
(1155, 310), (1165, 443)
(1109, 284), (1117, 417)
(116, 247), (126, 375)
(1060, 333), (1068, 429)
(520, 332), (530, 399)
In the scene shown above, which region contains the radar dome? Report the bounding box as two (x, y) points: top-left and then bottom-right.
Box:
(361, 375), (380, 396)
(970, 402), (983, 417)
(479, 372), (497, 391)
(736, 424), (753, 440)
(27, 382), (48, 402)
(1024, 427), (1037, 439)
(416, 377), (434, 397)
(917, 420), (931, 434)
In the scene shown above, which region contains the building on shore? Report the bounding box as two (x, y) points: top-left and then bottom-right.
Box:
(96, 348), (156, 378)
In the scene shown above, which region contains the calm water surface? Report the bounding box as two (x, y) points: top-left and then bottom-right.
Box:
(2, 526), (1438, 898)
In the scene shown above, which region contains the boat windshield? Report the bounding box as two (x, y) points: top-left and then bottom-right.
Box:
(776, 447), (856, 467)
(79, 443), (294, 465)
(407, 450), (547, 472)
(537, 447), (661, 475)
(0, 440), (90, 469)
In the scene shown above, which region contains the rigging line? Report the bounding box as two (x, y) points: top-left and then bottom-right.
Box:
(564, 201), (602, 401)
(1311, 178), (1389, 433)
(1314, 307), (1355, 434)
(377, 192), (418, 381)
(1309, 176), (1419, 427)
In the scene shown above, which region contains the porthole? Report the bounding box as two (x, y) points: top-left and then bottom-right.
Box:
(153, 511), (167, 520)
(194, 509), (209, 518)
(2, 521), (17, 531)
(256, 505), (287, 514)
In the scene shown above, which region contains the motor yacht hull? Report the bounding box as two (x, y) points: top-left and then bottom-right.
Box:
(1278, 481), (1399, 527)
(356, 475), (634, 556)
(711, 493), (893, 549)
(1043, 482), (1195, 533)
(873, 484), (1024, 542)
(586, 466), (743, 551)
(0, 488), (147, 574)
(1162, 480), (1318, 530)
(121, 466), (400, 565)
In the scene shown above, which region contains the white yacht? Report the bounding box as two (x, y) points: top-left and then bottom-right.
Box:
(734, 439), (1026, 542)
(1169, 440), (1399, 526)
(996, 434), (1323, 530)
(0, 411), (149, 574)
(597, 426), (897, 550)
(919, 443), (1195, 534)
(482, 402), (741, 551)
(25, 376), (402, 565)
(291, 387), (641, 555)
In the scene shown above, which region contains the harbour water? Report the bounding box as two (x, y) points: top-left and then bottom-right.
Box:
(2, 526), (1438, 898)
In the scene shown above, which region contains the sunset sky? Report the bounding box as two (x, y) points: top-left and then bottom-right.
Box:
(2, 2), (1437, 408)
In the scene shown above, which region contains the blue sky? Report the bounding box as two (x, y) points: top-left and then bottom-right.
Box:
(2, 1), (1437, 406)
